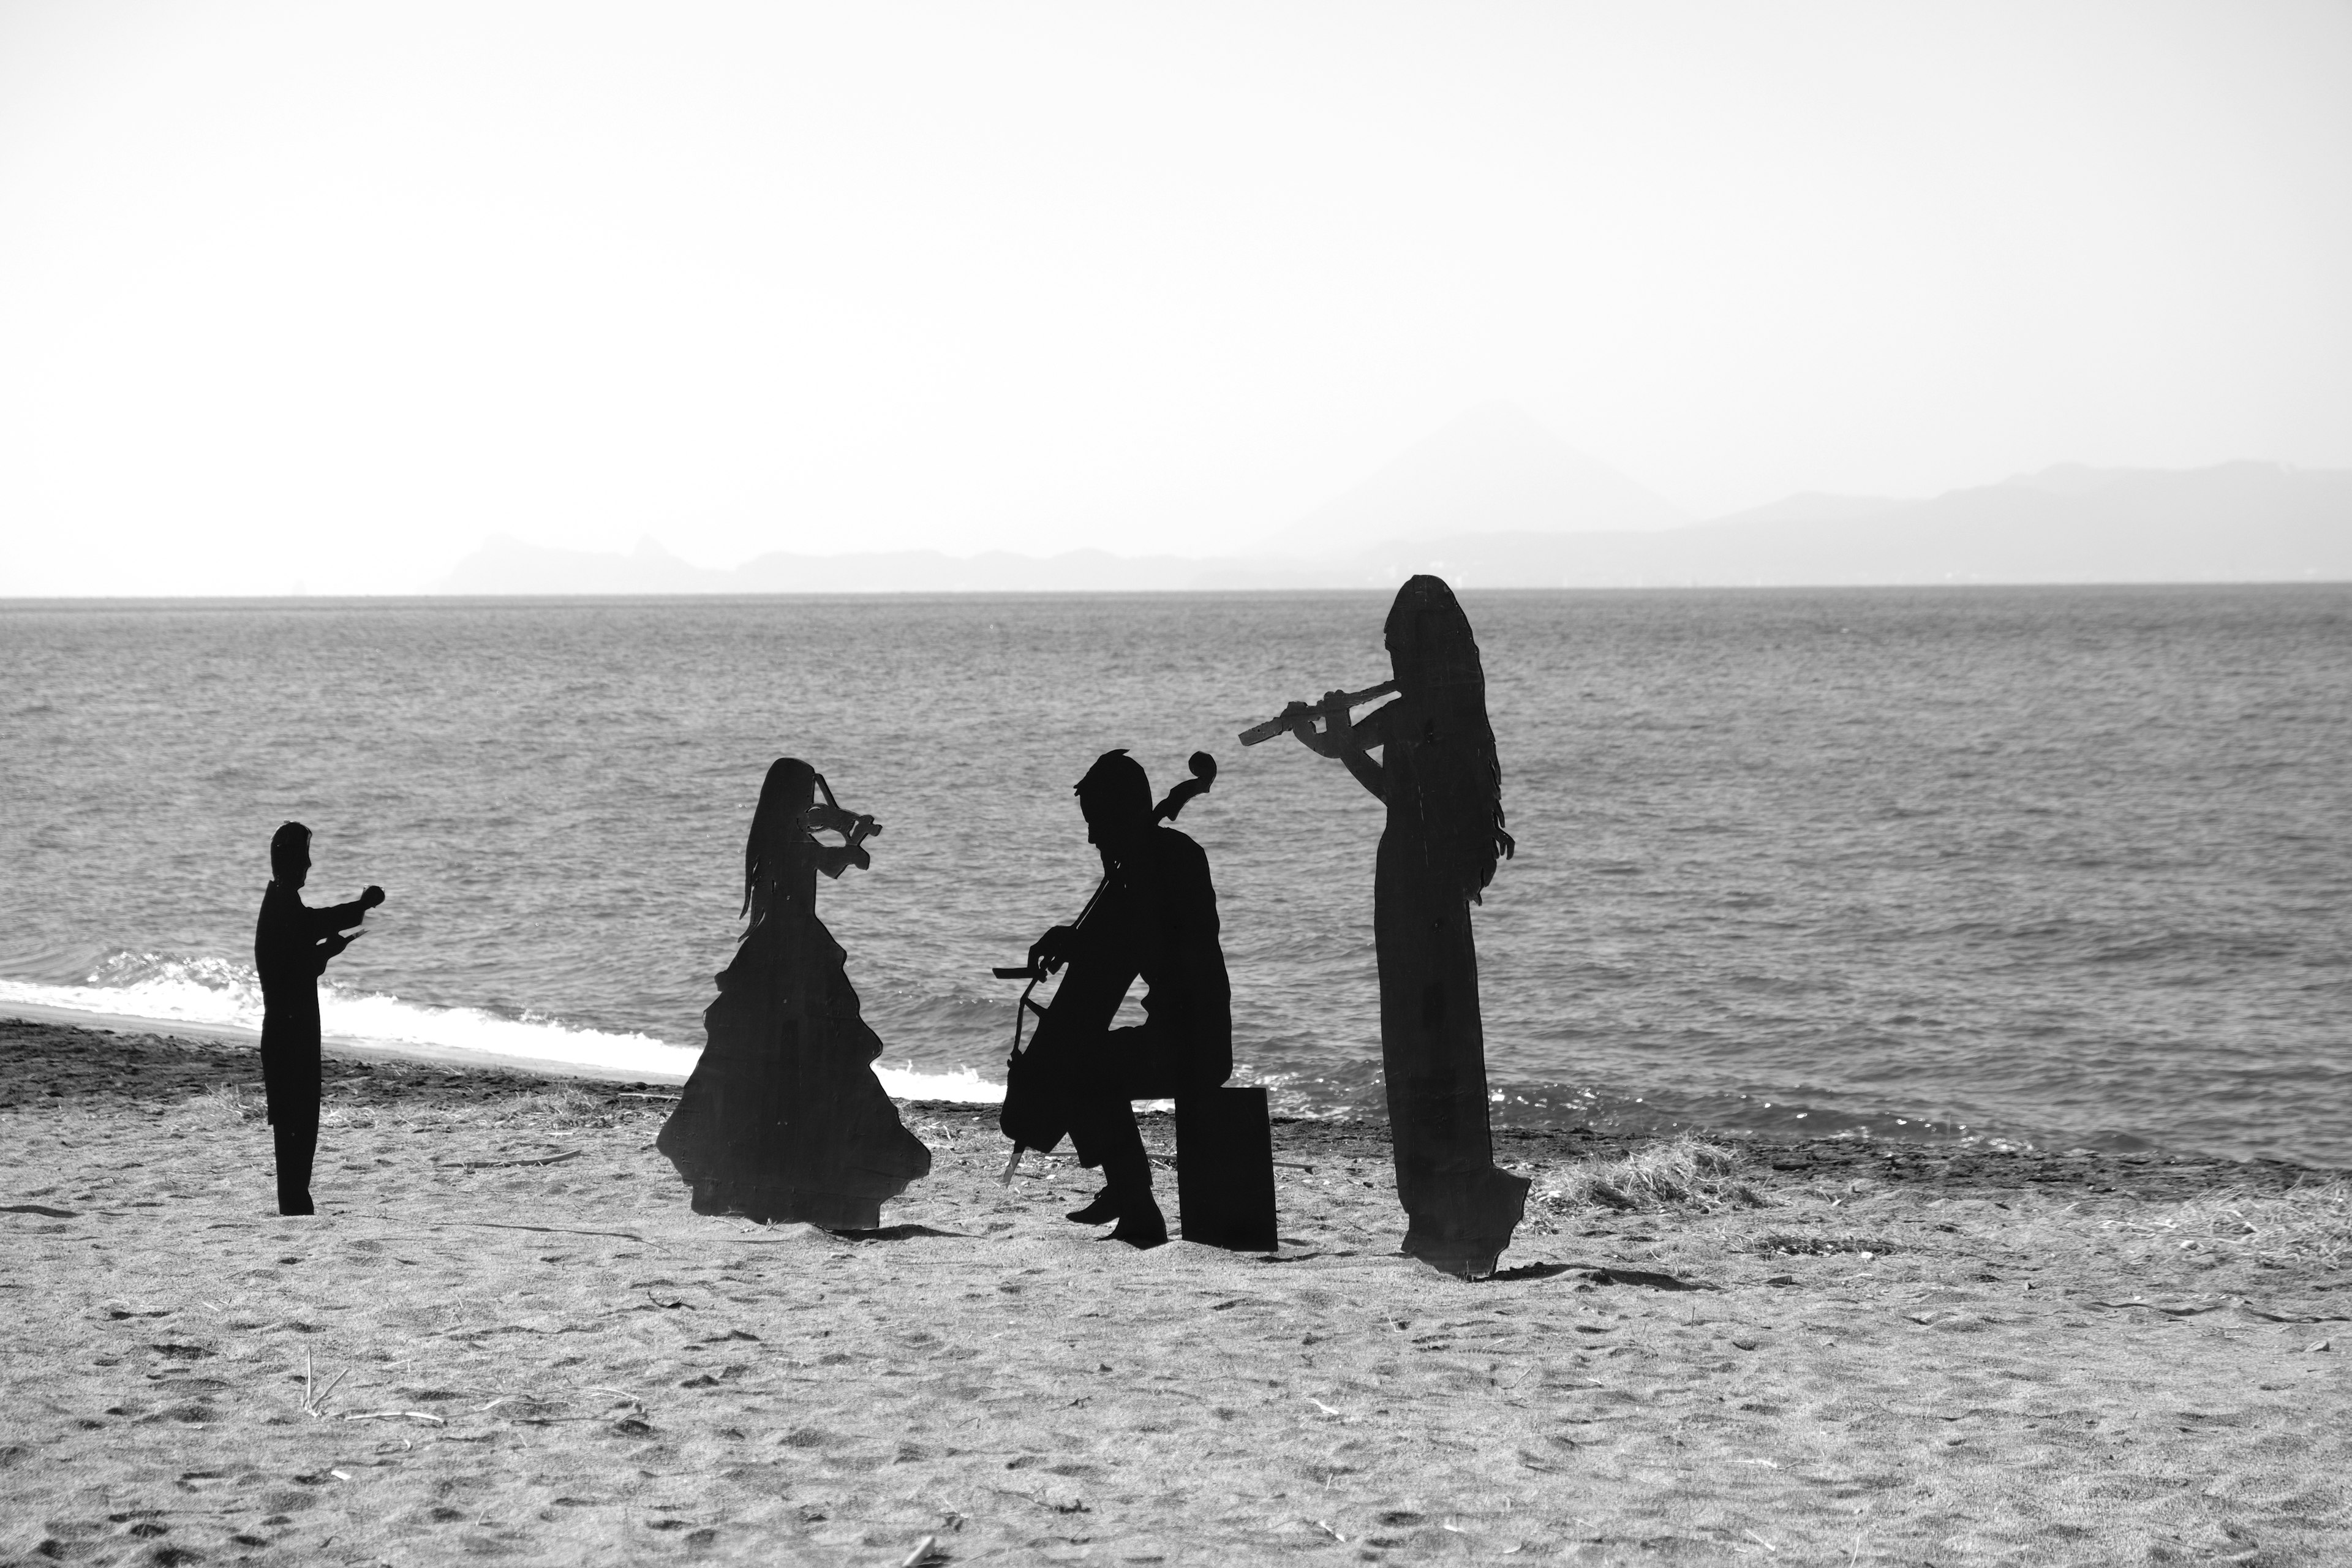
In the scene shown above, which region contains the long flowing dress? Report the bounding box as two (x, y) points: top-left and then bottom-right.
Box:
(657, 762), (930, 1229)
(1373, 688), (1531, 1278)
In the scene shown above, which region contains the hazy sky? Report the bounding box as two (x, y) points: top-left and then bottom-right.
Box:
(4, 1), (2347, 593)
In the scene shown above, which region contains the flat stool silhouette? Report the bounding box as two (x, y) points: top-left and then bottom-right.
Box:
(1174, 1085), (1276, 1251)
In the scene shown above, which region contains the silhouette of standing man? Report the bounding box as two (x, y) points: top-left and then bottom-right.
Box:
(1026, 751), (1231, 1247)
(254, 822), (383, 1216)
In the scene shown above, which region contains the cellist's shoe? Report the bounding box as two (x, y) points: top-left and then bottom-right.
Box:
(1065, 1189), (1120, 1224)
(1109, 1193), (1167, 1250)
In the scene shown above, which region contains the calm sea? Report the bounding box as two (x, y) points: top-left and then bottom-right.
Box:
(2, 588), (2346, 1165)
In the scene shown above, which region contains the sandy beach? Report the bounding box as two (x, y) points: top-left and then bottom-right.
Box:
(2, 1016), (2346, 1567)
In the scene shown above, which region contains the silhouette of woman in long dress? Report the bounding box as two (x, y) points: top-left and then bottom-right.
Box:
(658, 758), (930, 1229)
(1286, 575), (1528, 1276)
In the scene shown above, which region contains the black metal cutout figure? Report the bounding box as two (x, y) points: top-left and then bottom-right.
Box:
(657, 759), (930, 1229)
(1249, 575), (1528, 1276)
(253, 821), (383, 1216)
(997, 751), (1229, 1248)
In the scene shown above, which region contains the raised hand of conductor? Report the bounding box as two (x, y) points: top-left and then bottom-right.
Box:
(312, 886), (383, 974)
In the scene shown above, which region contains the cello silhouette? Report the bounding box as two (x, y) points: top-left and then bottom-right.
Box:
(994, 752), (1216, 1182)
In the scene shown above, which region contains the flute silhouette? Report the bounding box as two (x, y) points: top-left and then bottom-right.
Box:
(1237, 681), (1397, 747)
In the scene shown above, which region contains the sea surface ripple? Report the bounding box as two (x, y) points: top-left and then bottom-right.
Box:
(2, 586), (2345, 1164)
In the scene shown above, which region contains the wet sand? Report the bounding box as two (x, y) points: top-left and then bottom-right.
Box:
(2, 1016), (2346, 1566)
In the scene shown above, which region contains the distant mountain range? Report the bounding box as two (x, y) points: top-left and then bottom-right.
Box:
(439, 535), (1267, 594)
(440, 410), (2352, 594)
(1346, 461), (2352, 589)
(1276, 402), (1689, 555)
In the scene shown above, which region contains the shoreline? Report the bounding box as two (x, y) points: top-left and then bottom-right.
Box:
(8, 999), (2340, 1176)
(0, 998), (693, 1088)
(6, 1009), (2337, 1207)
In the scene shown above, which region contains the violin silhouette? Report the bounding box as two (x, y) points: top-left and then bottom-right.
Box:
(804, 772), (881, 873)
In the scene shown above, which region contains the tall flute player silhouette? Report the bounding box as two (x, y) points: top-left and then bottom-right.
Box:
(253, 821), (384, 1216)
(1246, 575), (1529, 1276)
(657, 759), (930, 1229)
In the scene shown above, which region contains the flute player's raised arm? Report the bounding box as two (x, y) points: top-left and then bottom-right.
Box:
(1286, 689), (1392, 802)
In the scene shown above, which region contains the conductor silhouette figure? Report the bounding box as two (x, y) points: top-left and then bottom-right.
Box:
(253, 821), (383, 1216)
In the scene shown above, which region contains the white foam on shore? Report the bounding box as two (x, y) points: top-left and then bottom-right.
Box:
(0, 952), (1005, 1103)
(873, 1063), (1005, 1105)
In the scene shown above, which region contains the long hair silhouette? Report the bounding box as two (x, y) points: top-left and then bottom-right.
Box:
(1384, 575), (1514, 904)
(739, 756), (816, 921)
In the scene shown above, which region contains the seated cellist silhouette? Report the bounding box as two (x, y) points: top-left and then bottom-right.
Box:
(998, 750), (1227, 1248)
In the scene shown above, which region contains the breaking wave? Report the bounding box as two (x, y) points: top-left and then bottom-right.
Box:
(0, 949), (1002, 1102)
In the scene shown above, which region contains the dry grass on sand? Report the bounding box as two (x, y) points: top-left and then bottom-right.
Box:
(2, 1018), (2348, 1567)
